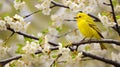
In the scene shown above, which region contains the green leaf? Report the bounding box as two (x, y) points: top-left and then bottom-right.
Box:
(112, 0), (118, 7)
(52, 54), (57, 58)
(31, 54), (35, 58)
(85, 45), (90, 51)
(48, 22), (53, 25)
(101, 12), (108, 16)
(16, 0), (19, 2)
(37, 0), (42, 2)
(71, 53), (77, 59)
(15, 44), (24, 54)
(53, 62), (57, 67)
(116, 15), (120, 19)
(37, 53), (43, 57)
(56, 27), (62, 32)
(10, 62), (16, 67)
(42, 29), (48, 34)
(24, 37), (33, 42)
(39, 37), (43, 44)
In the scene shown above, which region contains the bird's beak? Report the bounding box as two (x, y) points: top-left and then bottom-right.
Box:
(74, 17), (78, 19)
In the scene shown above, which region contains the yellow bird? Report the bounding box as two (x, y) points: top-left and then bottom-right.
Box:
(74, 13), (106, 49)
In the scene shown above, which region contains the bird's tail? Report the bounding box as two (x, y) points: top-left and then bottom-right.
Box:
(100, 43), (107, 49)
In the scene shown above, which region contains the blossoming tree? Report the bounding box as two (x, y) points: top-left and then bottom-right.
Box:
(0, 0), (120, 67)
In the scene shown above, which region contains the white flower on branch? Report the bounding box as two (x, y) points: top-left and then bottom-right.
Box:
(4, 14), (30, 32)
(0, 45), (8, 60)
(66, 1), (80, 12)
(115, 5), (120, 13)
(0, 20), (7, 30)
(22, 41), (41, 54)
(111, 52), (120, 63)
(4, 60), (27, 67)
(98, 13), (116, 27)
(35, 0), (52, 15)
(42, 35), (50, 53)
(14, 0), (25, 10)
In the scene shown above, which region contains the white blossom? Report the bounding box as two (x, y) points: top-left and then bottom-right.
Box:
(96, 0), (111, 12)
(0, 20), (7, 30)
(42, 35), (50, 53)
(98, 13), (116, 27)
(111, 52), (120, 63)
(35, 0), (52, 15)
(4, 60), (27, 67)
(22, 41), (41, 54)
(14, 0), (25, 10)
(4, 14), (30, 32)
(115, 5), (120, 13)
(0, 45), (8, 60)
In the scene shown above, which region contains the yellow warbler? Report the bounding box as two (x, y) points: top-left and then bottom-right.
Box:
(74, 13), (106, 49)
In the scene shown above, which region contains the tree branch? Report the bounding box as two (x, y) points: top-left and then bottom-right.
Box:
(109, 0), (120, 36)
(1, 39), (120, 67)
(0, 55), (22, 66)
(82, 51), (120, 67)
(24, 1), (69, 18)
(72, 39), (120, 46)
(7, 28), (39, 40)
(51, 1), (69, 9)
(7, 27), (120, 46)
(48, 42), (120, 67)
(50, 53), (62, 67)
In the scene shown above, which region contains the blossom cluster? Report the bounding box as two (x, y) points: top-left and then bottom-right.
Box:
(35, 0), (52, 15)
(14, 0), (25, 10)
(0, 14), (30, 32)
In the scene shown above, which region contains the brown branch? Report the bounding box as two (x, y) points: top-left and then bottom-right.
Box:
(24, 10), (41, 18)
(7, 28), (39, 40)
(7, 27), (120, 46)
(0, 55), (22, 66)
(50, 53), (62, 67)
(24, 1), (69, 18)
(82, 51), (120, 67)
(109, 0), (120, 36)
(48, 42), (120, 67)
(1, 39), (120, 67)
(51, 1), (69, 9)
(88, 14), (101, 22)
(72, 39), (120, 46)
(103, 2), (111, 6)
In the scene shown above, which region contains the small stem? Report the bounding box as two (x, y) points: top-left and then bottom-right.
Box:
(24, 10), (41, 18)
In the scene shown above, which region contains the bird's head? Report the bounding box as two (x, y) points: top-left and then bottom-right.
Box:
(74, 13), (89, 21)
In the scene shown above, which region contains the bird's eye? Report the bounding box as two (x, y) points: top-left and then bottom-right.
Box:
(79, 16), (81, 18)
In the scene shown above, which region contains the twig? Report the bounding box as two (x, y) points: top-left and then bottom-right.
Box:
(50, 53), (62, 67)
(56, 29), (78, 38)
(1, 39), (120, 67)
(3, 32), (15, 45)
(48, 42), (120, 67)
(88, 14), (101, 22)
(82, 51), (120, 67)
(109, 0), (120, 36)
(23, 1), (69, 18)
(103, 2), (111, 6)
(7, 28), (120, 46)
(0, 55), (22, 66)
(72, 39), (120, 46)
(51, 1), (69, 9)
(24, 10), (41, 18)
(7, 28), (39, 40)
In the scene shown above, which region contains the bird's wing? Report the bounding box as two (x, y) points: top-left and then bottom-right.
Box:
(87, 20), (104, 38)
